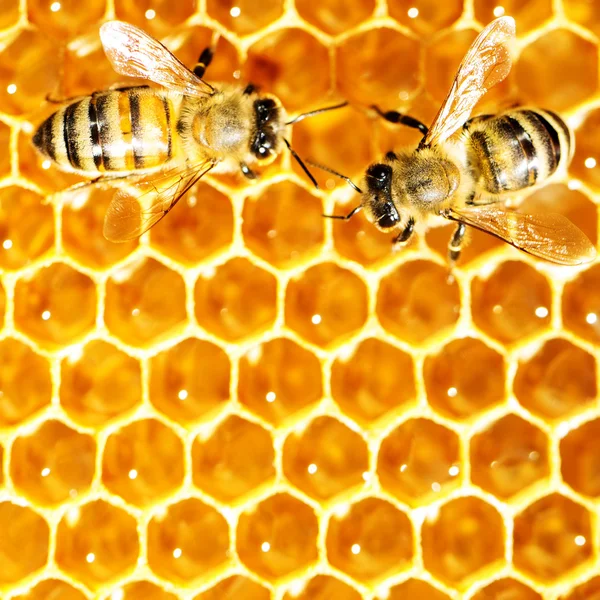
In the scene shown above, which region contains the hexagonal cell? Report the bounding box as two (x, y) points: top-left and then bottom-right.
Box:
(194, 575), (271, 600)
(422, 497), (505, 588)
(28, 0), (105, 40)
(471, 261), (552, 346)
(559, 577), (600, 600)
(336, 28), (420, 107)
(56, 499), (139, 591)
(0, 502), (48, 585)
(377, 260), (460, 346)
(102, 419), (184, 507)
(192, 415), (275, 503)
(424, 337), (506, 420)
(282, 416), (368, 502)
(563, 264), (600, 346)
(331, 338), (416, 425)
(60, 339), (142, 428)
(14, 262), (96, 349)
(513, 338), (596, 420)
(237, 493), (318, 581)
(207, 0), (283, 35)
(386, 579), (450, 600)
(150, 182), (234, 265)
(474, 0), (551, 35)
(470, 414), (550, 500)
(513, 494), (593, 582)
(245, 29), (331, 113)
(10, 420), (95, 506)
(0, 338), (52, 427)
(0, 30), (61, 116)
(242, 182), (324, 268)
(326, 497), (413, 583)
(389, 0), (462, 36)
(12, 579), (88, 600)
(114, 0), (195, 30)
(150, 337), (230, 426)
(283, 575), (361, 600)
(565, 0), (600, 36)
(560, 418), (600, 498)
(100, 581), (178, 600)
(0, 121), (10, 178)
(0, 0), (18, 29)
(515, 29), (598, 111)
(285, 262), (368, 348)
(147, 498), (230, 584)
(298, 0), (374, 35)
(105, 256), (187, 347)
(194, 258), (277, 342)
(0, 186), (54, 271)
(62, 188), (138, 270)
(238, 337), (323, 426)
(377, 418), (461, 506)
(471, 578), (542, 600)
(572, 108), (600, 190)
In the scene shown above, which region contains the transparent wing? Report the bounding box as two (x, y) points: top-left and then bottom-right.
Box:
(446, 205), (597, 265)
(100, 21), (213, 98)
(424, 16), (515, 147)
(103, 160), (215, 242)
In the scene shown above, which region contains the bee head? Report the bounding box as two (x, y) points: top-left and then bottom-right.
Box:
(363, 161), (403, 231)
(250, 96), (284, 163)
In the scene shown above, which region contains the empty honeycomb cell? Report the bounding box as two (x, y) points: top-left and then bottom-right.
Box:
(10, 420), (95, 506)
(571, 109), (600, 190)
(0, 186), (54, 271)
(474, 0), (551, 35)
(102, 419), (185, 507)
(62, 189), (138, 270)
(470, 414), (549, 500)
(27, 0), (105, 40)
(0, 0), (18, 29)
(60, 339), (142, 428)
(283, 575), (361, 600)
(388, 0), (462, 36)
(471, 261), (552, 346)
(101, 581), (178, 600)
(14, 262), (96, 349)
(194, 258), (277, 342)
(0, 121), (9, 177)
(150, 183), (234, 265)
(560, 418), (600, 498)
(236, 493), (318, 581)
(470, 578), (542, 600)
(565, 0), (600, 35)
(0, 30), (61, 116)
(191, 415), (276, 503)
(296, 0), (374, 36)
(282, 415), (369, 502)
(377, 418), (461, 507)
(0, 502), (48, 585)
(326, 497), (413, 583)
(513, 494), (593, 582)
(147, 498), (230, 584)
(559, 577), (600, 600)
(515, 29), (598, 111)
(55, 499), (139, 591)
(149, 338), (230, 426)
(207, 0), (283, 35)
(238, 337), (323, 426)
(386, 579), (450, 600)
(0, 338), (51, 426)
(114, 0), (196, 30)
(242, 181), (324, 268)
(330, 338), (416, 425)
(513, 338), (596, 420)
(194, 575), (270, 600)
(336, 28), (420, 107)
(12, 579), (88, 600)
(422, 497), (505, 588)
(284, 262), (368, 348)
(105, 257), (187, 348)
(562, 264), (600, 346)
(423, 337), (505, 421)
(376, 260), (460, 346)
(245, 29), (330, 113)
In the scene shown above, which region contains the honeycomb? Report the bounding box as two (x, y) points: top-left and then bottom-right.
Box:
(0, 0), (599, 597)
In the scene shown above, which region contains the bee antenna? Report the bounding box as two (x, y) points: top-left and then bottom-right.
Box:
(285, 101), (348, 126)
(284, 138), (319, 189)
(306, 160), (363, 194)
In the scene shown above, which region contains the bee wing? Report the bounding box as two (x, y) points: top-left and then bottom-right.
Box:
(103, 160), (216, 242)
(446, 205), (597, 265)
(424, 16), (515, 148)
(100, 21), (213, 98)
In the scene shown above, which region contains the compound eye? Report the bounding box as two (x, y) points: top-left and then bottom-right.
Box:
(367, 163), (392, 190)
(377, 204), (400, 229)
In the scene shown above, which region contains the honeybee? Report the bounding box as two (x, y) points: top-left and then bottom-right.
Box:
(325, 16), (596, 265)
(32, 21), (340, 242)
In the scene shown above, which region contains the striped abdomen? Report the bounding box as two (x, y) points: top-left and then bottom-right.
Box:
(33, 87), (175, 174)
(468, 109), (573, 195)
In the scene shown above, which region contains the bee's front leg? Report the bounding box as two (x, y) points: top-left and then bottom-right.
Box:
(448, 222), (467, 265)
(392, 217), (415, 245)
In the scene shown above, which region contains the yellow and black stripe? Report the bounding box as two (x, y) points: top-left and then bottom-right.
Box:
(33, 87), (175, 174)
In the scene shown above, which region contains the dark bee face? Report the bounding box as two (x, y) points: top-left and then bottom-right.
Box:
(251, 98), (280, 159)
(365, 163), (400, 229)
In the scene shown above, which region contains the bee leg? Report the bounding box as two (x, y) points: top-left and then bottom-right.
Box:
(193, 46), (215, 79)
(392, 217), (415, 245)
(240, 162), (258, 179)
(371, 105), (428, 135)
(448, 222), (467, 265)
(322, 205), (362, 220)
